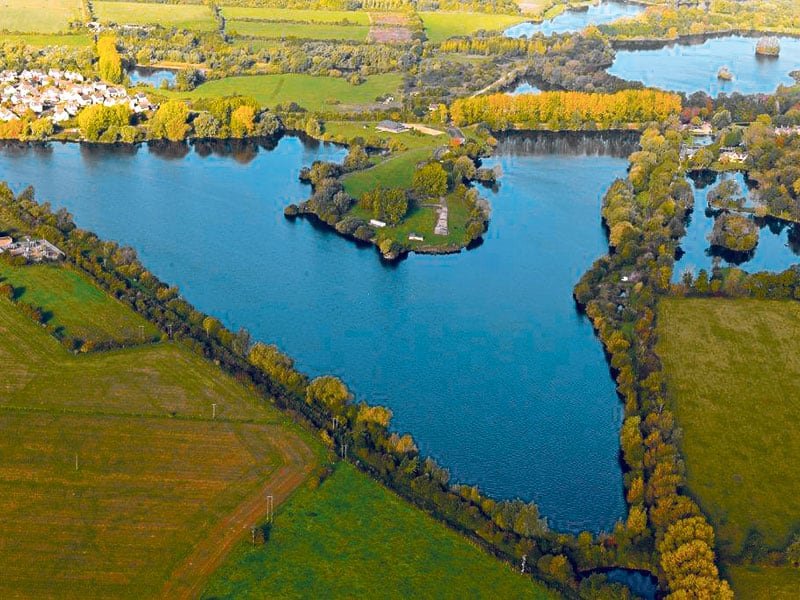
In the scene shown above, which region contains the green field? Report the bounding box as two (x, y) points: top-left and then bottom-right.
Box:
(0, 0), (83, 33)
(420, 11), (528, 43)
(203, 462), (556, 599)
(0, 32), (91, 46)
(94, 1), (216, 30)
(0, 289), (318, 598)
(167, 73), (403, 111)
(657, 298), (800, 556)
(0, 263), (160, 345)
(727, 565), (800, 599)
(228, 20), (368, 41)
(221, 6), (370, 24)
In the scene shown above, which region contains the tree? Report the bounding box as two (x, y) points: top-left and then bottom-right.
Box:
(306, 375), (351, 413)
(230, 105), (255, 138)
(412, 162), (448, 198)
(77, 104), (130, 142)
(202, 316), (221, 338)
(193, 113), (222, 138)
(452, 155), (476, 182)
(97, 36), (123, 84)
(149, 100), (190, 141)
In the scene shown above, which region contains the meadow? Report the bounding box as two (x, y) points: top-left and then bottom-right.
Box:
(0, 0), (82, 33)
(0, 33), (90, 47)
(203, 462), (556, 599)
(168, 73), (403, 111)
(221, 6), (371, 25)
(227, 20), (368, 41)
(0, 263), (159, 345)
(657, 298), (800, 558)
(0, 291), (318, 598)
(419, 11), (528, 43)
(94, 1), (217, 31)
(727, 565), (800, 599)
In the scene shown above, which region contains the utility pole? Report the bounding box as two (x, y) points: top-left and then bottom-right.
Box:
(167, 323), (173, 339)
(212, 403), (217, 419)
(75, 453), (79, 471)
(251, 527), (256, 546)
(340, 443), (347, 460)
(521, 554), (526, 574)
(266, 495), (274, 523)
(138, 325), (144, 341)
(332, 416), (339, 429)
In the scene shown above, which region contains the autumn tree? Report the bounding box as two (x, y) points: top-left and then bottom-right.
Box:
(412, 162), (448, 198)
(97, 36), (123, 84)
(148, 100), (190, 141)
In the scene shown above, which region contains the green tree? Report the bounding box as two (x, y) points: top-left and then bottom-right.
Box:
(412, 162), (448, 198)
(306, 376), (351, 413)
(77, 104), (130, 142)
(149, 100), (190, 141)
(97, 36), (123, 84)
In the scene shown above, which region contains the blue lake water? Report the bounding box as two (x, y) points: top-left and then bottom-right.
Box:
(0, 134), (632, 532)
(507, 80), (541, 95)
(129, 67), (177, 88)
(610, 35), (800, 95)
(675, 171), (800, 279)
(505, 0), (644, 38)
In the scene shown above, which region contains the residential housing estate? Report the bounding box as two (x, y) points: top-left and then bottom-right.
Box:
(0, 69), (154, 124)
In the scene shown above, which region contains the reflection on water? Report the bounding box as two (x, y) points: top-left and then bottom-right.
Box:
(675, 171), (800, 279)
(610, 35), (800, 95)
(505, 0), (644, 37)
(129, 67), (177, 88)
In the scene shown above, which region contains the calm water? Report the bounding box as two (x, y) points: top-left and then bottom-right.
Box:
(505, 0), (644, 37)
(675, 171), (800, 279)
(610, 35), (800, 95)
(507, 80), (541, 95)
(129, 67), (177, 88)
(0, 134), (631, 532)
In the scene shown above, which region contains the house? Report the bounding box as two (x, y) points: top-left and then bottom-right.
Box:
(408, 233), (424, 241)
(376, 120), (408, 134)
(1, 236), (65, 261)
(0, 236), (12, 249)
(447, 126), (466, 145)
(689, 122), (713, 136)
(369, 219), (387, 228)
(720, 148), (748, 163)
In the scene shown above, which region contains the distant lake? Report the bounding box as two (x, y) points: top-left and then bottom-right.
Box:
(610, 35), (800, 95)
(505, 0), (644, 38)
(0, 133), (634, 532)
(129, 67), (177, 88)
(674, 171), (800, 279)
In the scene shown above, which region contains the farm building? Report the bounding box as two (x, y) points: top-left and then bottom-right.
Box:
(0, 236), (64, 262)
(376, 120), (408, 134)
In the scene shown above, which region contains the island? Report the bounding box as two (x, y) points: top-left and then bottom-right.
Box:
(709, 213), (759, 253)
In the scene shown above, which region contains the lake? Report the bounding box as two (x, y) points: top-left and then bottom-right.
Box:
(129, 67), (177, 88)
(505, 0), (644, 38)
(610, 35), (800, 95)
(675, 170), (800, 279)
(0, 133), (633, 532)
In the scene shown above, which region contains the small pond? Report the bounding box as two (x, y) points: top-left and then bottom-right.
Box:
(610, 35), (800, 95)
(129, 67), (177, 88)
(505, 0), (644, 38)
(675, 170), (800, 279)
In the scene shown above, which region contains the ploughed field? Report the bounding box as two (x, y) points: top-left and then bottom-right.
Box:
(0, 265), (318, 598)
(657, 298), (800, 597)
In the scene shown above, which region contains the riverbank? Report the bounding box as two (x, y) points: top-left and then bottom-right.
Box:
(610, 28), (800, 51)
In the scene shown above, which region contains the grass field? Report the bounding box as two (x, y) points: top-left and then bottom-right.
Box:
(0, 292), (318, 598)
(228, 20), (368, 41)
(657, 298), (800, 556)
(203, 462), (556, 599)
(0, 0), (82, 33)
(0, 32), (91, 46)
(167, 73), (403, 111)
(94, 1), (216, 31)
(343, 146), (435, 198)
(221, 6), (370, 25)
(420, 11), (528, 43)
(0, 263), (160, 345)
(727, 565), (800, 599)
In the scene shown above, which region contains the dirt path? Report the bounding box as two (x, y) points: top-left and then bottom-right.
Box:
(160, 426), (316, 599)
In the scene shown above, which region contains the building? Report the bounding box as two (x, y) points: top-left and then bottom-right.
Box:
(375, 120), (408, 134)
(0, 236), (12, 249)
(0, 236), (64, 262)
(447, 126), (466, 145)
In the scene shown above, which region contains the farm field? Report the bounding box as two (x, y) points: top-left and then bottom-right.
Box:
(221, 6), (370, 24)
(727, 565), (800, 599)
(0, 291), (319, 598)
(0, 0), (82, 33)
(0, 32), (91, 47)
(203, 462), (557, 599)
(420, 11), (528, 43)
(227, 20), (368, 41)
(656, 298), (800, 557)
(167, 73), (403, 111)
(0, 263), (159, 345)
(94, 1), (217, 31)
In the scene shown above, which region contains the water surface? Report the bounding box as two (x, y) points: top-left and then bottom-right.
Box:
(675, 171), (800, 278)
(0, 134), (632, 532)
(610, 35), (800, 95)
(505, 0), (644, 38)
(129, 67), (177, 88)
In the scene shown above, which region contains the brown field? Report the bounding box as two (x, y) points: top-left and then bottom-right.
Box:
(368, 12), (413, 43)
(0, 294), (318, 598)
